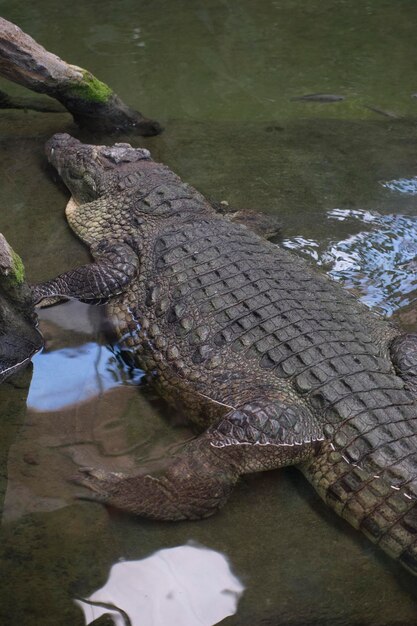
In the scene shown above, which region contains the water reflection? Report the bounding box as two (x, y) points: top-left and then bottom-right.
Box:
(283, 208), (417, 315)
(75, 543), (244, 626)
(28, 300), (145, 412)
(27, 343), (119, 411)
(381, 176), (417, 195)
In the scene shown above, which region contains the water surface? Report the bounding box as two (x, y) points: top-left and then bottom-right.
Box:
(1, 1), (417, 624)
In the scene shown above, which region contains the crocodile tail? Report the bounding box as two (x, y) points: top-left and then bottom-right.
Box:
(300, 442), (417, 575)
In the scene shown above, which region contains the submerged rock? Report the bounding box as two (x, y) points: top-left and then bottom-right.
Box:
(0, 233), (42, 383)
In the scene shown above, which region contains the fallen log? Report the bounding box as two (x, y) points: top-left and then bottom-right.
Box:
(0, 234), (43, 383)
(0, 18), (161, 135)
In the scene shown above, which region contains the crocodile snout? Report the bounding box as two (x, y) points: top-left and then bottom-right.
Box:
(45, 133), (81, 161)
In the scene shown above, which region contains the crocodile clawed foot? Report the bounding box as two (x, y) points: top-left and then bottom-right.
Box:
(70, 467), (128, 503)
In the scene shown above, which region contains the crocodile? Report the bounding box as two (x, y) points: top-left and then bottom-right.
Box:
(33, 133), (417, 575)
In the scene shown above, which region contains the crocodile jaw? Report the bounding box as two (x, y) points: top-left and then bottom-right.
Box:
(65, 196), (79, 219)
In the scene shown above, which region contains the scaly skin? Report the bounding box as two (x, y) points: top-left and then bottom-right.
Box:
(34, 133), (417, 575)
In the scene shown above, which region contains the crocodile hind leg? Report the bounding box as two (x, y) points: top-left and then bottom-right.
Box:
(73, 398), (323, 520)
(31, 240), (139, 306)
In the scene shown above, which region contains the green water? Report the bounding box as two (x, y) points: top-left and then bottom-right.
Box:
(1, 0), (417, 624)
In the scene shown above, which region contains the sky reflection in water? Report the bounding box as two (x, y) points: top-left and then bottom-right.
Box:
(27, 343), (124, 412)
(75, 543), (244, 626)
(283, 207), (417, 315)
(381, 176), (417, 195)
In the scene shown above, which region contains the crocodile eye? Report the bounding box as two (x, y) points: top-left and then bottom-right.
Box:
(84, 174), (97, 191)
(68, 170), (84, 180)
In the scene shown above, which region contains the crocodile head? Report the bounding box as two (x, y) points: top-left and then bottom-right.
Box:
(45, 133), (151, 204)
(45, 134), (213, 246)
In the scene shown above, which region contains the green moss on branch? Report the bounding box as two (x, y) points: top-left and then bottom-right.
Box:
(10, 250), (25, 285)
(67, 70), (113, 103)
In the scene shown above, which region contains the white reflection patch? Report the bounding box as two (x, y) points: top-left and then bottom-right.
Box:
(27, 343), (119, 411)
(75, 543), (244, 626)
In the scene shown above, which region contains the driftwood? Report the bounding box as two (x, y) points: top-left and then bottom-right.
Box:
(0, 18), (161, 135)
(0, 234), (43, 383)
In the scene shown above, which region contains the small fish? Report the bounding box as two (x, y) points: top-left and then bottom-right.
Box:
(363, 105), (400, 119)
(291, 93), (345, 103)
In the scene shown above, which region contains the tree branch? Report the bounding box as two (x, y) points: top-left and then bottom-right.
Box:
(0, 18), (162, 135)
(0, 234), (43, 384)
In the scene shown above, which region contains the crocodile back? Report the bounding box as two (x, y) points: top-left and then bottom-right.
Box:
(115, 214), (417, 566)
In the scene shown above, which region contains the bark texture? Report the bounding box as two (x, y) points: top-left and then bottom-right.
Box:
(0, 18), (161, 134)
(0, 234), (42, 383)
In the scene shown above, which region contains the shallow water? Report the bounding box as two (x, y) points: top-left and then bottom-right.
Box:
(2, 1), (417, 624)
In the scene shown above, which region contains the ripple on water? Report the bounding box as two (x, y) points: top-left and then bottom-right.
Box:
(283, 208), (417, 316)
(381, 176), (417, 195)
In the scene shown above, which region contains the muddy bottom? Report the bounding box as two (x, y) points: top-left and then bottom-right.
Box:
(2, 0), (417, 624)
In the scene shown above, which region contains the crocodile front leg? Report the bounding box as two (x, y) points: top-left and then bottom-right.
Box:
(31, 240), (139, 305)
(73, 398), (323, 520)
